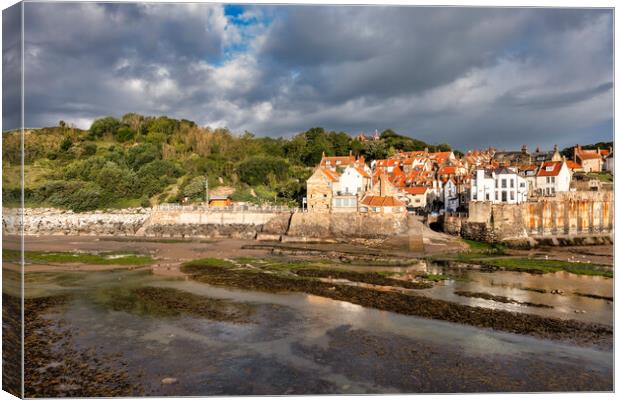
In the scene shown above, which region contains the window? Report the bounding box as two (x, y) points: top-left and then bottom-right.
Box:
(485, 193), (490, 201)
(495, 192), (498, 200)
(546, 177), (550, 184)
(551, 176), (555, 183)
(501, 191), (507, 202)
(510, 191), (514, 201)
(473, 194), (477, 200)
(501, 179), (507, 188)
(510, 179), (514, 188)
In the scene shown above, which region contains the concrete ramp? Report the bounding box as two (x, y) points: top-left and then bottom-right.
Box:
(407, 215), (425, 252)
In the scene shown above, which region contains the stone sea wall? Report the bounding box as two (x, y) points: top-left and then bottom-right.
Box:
(452, 191), (614, 245)
(2, 207), (406, 240)
(287, 212), (408, 239)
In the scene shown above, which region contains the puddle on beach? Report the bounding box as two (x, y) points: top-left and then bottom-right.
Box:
(301, 260), (613, 325)
(25, 267), (613, 395)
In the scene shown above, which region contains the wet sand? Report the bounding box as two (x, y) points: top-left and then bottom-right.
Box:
(3, 235), (614, 395)
(16, 269), (614, 395)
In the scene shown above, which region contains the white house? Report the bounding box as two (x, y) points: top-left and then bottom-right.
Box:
(332, 165), (372, 211)
(470, 167), (528, 204)
(337, 165), (371, 195)
(402, 186), (430, 209)
(442, 178), (459, 212)
(534, 160), (572, 196)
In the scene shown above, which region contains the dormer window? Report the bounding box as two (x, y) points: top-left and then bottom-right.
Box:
(546, 166), (553, 172)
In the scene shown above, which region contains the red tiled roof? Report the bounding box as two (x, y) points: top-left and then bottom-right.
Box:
(322, 169), (340, 182)
(361, 195), (405, 207)
(566, 160), (582, 170)
(403, 187), (428, 195)
(375, 159), (399, 167)
(438, 166), (456, 175)
(354, 167), (371, 178)
(320, 155), (356, 167)
(575, 148), (602, 160)
(536, 161), (563, 177)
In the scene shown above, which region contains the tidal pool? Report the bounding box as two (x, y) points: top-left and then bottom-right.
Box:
(24, 268), (613, 395)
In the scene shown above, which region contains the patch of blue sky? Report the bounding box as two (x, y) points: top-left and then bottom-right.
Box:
(224, 4), (258, 26)
(216, 4), (279, 65)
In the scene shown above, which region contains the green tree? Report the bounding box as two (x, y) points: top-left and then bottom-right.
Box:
(115, 126), (135, 142)
(89, 116), (121, 138)
(237, 156), (290, 186)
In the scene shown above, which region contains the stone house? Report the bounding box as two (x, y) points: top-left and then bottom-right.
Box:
(306, 168), (340, 212)
(573, 145), (604, 172)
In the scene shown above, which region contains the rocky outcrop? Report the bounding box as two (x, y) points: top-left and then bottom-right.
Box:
(261, 213), (292, 235)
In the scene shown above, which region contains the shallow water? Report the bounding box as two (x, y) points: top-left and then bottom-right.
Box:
(26, 268), (613, 394)
(310, 260), (613, 325)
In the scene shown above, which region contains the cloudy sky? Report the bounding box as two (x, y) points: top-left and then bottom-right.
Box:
(5, 2), (614, 149)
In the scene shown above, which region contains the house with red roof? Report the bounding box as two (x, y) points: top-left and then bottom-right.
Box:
(319, 151), (366, 171)
(306, 168), (340, 211)
(535, 160), (572, 196)
(573, 145), (607, 173)
(402, 186), (431, 209)
(359, 175), (406, 214)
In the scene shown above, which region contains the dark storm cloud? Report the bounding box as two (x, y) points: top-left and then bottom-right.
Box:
(3, 2), (22, 130)
(15, 2), (613, 150)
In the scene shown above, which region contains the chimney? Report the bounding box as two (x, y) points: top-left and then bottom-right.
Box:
(349, 150), (353, 157)
(573, 146), (577, 163)
(424, 147), (429, 156)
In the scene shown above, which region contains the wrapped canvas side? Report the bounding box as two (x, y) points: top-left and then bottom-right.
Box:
(2, 2), (24, 398)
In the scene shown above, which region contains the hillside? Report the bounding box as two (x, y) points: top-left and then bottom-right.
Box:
(2, 114), (447, 211)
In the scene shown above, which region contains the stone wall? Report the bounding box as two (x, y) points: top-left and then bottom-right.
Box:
(2, 207), (290, 238)
(3, 207), (406, 240)
(3, 208), (150, 236)
(442, 213), (462, 236)
(287, 212), (408, 239)
(457, 191), (614, 244)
